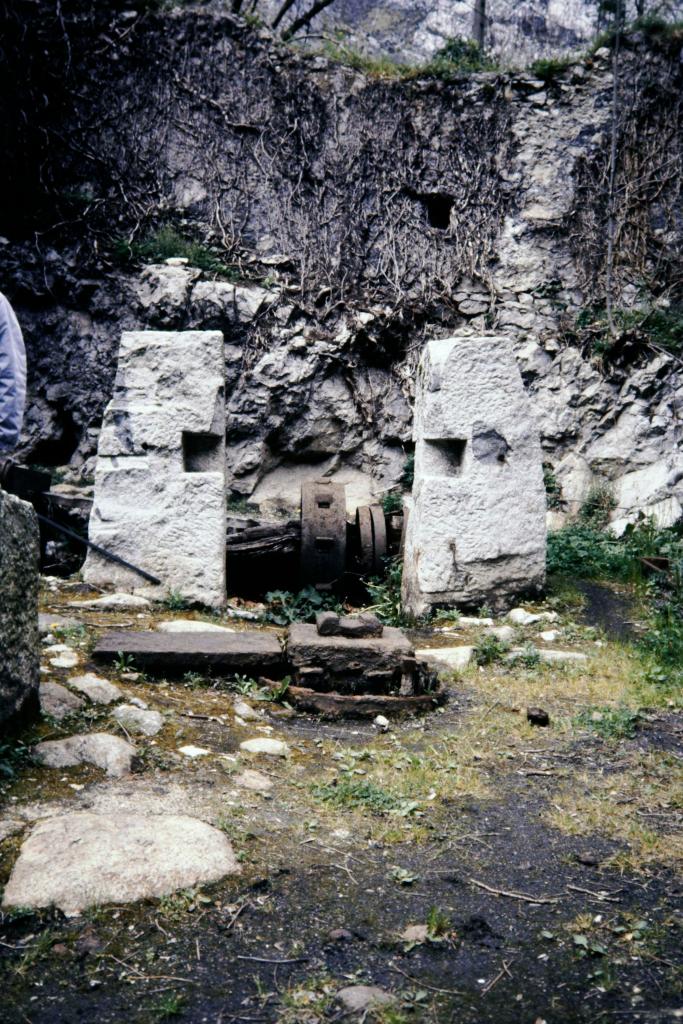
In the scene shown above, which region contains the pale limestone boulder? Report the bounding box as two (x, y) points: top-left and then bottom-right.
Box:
(2, 811), (240, 916)
(402, 336), (546, 617)
(69, 673), (122, 705)
(33, 733), (135, 777)
(1, 492), (41, 732)
(113, 705), (164, 736)
(240, 737), (289, 757)
(83, 330), (226, 607)
(134, 264), (200, 326)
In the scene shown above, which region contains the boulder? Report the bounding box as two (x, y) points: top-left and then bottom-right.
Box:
(336, 986), (395, 1012)
(112, 705), (164, 736)
(2, 811), (240, 916)
(69, 673), (122, 705)
(39, 681), (85, 721)
(239, 737), (289, 757)
(0, 490), (40, 730)
(33, 733), (136, 777)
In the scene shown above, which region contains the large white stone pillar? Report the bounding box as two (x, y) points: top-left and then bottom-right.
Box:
(84, 331), (226, 607)
(402, 334), (546, 616)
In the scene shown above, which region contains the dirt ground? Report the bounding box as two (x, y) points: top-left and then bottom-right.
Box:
(1, 578), (681, 1024)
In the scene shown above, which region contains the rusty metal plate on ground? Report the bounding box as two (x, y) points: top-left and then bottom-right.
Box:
(300, 481), (346, 587)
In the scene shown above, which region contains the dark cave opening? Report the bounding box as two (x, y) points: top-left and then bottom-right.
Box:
(423, 193), (454, 230)
(29, 406), (80, 466)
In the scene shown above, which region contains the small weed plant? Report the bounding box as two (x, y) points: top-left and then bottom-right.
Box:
(474, 634), (509, 666)
(163, 589), (191, 611)
(365, 558), (411, 626)
(312, 778), (419, 817)
(263, 586), (342, 625)
(574, 705), (640, 740)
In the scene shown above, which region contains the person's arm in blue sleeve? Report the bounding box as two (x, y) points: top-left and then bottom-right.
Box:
(0, 292), (27, 452)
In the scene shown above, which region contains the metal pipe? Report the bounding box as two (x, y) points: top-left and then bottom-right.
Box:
(35, 510), (161, 586)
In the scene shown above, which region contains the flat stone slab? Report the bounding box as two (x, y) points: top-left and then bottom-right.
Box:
(38, 613), (80, 637)
(93, 630), (285, 676)
(48, 645), (80, 669)
(287, 623), (413, 676)
(415, 646), (473, 671)
(33, 733), (136, 777)
(156, 619), (235, 633)
(2, 811), (240, 916)
(67, 593), (152, 610)
(69, 673), (122, 705)
(112, 705), (164, 736)
(39, 681), (85, 721)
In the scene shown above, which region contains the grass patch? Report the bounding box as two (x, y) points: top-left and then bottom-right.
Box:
(571, 303), (683, 360)
(113, 226), (240, 279)
(547, 751), (683, 873)
(529, 56), (574, 81)
(573, 704), (640, 740)
(320, 35), (497, 81)
(312, 777), (416, 816)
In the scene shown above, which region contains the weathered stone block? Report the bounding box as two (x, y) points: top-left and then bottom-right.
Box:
(338, 613), (383, 638)
(83, 331), (226, 607)
(287, 623), (413, 694)
(0, 490), (40, 732)
(402, 335), (546, 616)
(93, 629), (285, 677)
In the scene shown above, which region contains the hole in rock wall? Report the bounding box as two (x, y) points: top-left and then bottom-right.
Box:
(423, 193), (454, 230)
(29, 405), (80, 466)
(423, 437), (466, 476)
(472, 425), (510, 465)
(182, 432), (223, 473)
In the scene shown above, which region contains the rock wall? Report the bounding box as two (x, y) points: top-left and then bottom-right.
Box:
(0, 490), (40, 731)
(1, 9), (681, 530)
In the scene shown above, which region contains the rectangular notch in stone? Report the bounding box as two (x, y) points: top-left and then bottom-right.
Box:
(423, 438), (466, 477)
(182, 431), (223, 473)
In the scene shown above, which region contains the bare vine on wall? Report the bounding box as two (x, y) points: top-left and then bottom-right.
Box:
(567, 41), (682, 315)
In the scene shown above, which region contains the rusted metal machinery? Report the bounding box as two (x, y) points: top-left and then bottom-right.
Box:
(226, 483), (402, 594)
(300, 481), (347, 589)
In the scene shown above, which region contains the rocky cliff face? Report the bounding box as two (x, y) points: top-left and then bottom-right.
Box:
(1, 6), (681, 529)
